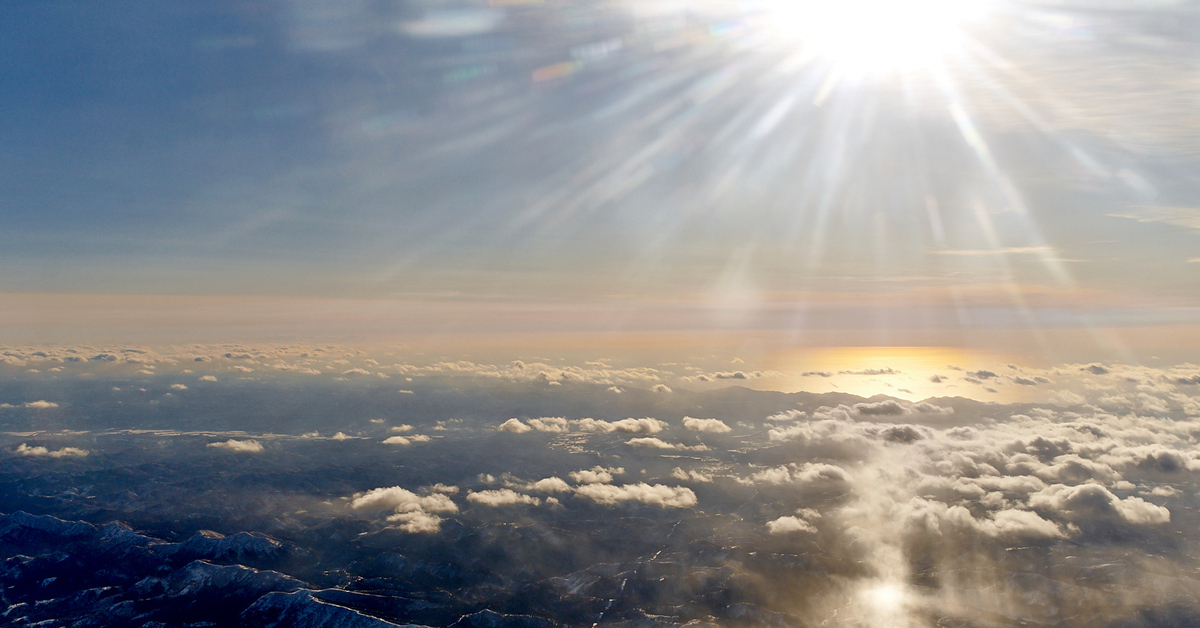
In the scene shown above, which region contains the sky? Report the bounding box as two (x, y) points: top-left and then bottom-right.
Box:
(2, 0), (1200, 373)
(5, 6), (1200, 624)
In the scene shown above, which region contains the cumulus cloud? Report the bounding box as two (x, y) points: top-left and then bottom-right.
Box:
(766, 410), (806, 422)
(900, 498), (1068, 541)
(526, 477), (572, 493)
(670, 467), (713, 483)
(570, 466), (623, 484)
(497, 418), (532, 433)
(22, 400), (60, 409)
(467, 489), (541, 507)
(382, 434), (430, 446)
(574, 483), (697, 508)
(651, 384), (673, 393)
(207, 439), (263, 453)
(351, 486), (458, 533)
(767, 516), (817, 535)
(740, 463), (849, 487)
(170, 384), (187, 390)
(199, 375), (217, 382)
(527, 417), (570, 433)
(627, 437), (679, 449)
(15, 443), (89, 458)
(1030, 483), (1170, 525)
(682, 416), (732, 433)
(574, 417), (667, 434)
(852, 400), (953, 417)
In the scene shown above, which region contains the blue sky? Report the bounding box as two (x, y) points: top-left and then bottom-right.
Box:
(2, 0), (1199, 361)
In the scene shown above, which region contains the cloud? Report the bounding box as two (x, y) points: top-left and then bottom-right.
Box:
(527, 417), (570, 433)
(22, 400), (59, 409)
(389, 425), (414, 433)
(670, 467), (713, 483)
(199, 375), (218, 382)
(382, 435), (430, 446)
(766, 516), (817, 535)
(207, 439), (264, 453)
(740, 463), (850, 487)
(15, 443), (89, 458)
(840, 368), (899, 376)
(853, 400), (908, 416)
(350, 486), (458, 533)
(574, 417), (667, 434)
(766, 410), (806, 422)
(569, 466), (623, 484)
(467, 489), (540, 507)
(1108, 205), (1200, 232)
(1030, 483), (1170, 525)
(627, 437), (679, 450)
(574, 483), (697, 508)
(651, 384), (672, 393)
(497, 418), (532, 433)
(682, 417), (732, 433)
(1081, 364), (1110, 375)
(526, 477), (572, 493)
(170, 384), (188, 390)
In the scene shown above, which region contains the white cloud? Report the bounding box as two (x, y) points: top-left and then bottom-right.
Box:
(670, 467), (713, 483)
(574, 417), (667, 434)
(497, 418), (532, 433)
(199, 375), (218, 382)
(627, 437), (679, 449)
(23, 400), (59, 409)
(467, 489), (540, 507)
(767, 516), (817, 535)
(389, 424), (414, 433)
(527, 477), (572, 492)
(527, 417), (570, 433)
(15, 443), (88, 458)
(739, 463), (849, 487)
(1030, 483), (1170, 525)
(170, 384), (187, 390)
(766, 410), (805, 422)
(207, 439), (263, 453)
(574, 483), (697, 508)
(350, 486), (458, 533)
(682, 417), (732, 433)
(382, 434), (431, 446)
(570, 466), (623, 484)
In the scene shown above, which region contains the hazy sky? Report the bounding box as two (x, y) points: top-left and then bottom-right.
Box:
(2, 0), (1199, 362)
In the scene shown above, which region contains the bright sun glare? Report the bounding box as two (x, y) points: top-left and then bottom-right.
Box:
(768, 0), (990, 73)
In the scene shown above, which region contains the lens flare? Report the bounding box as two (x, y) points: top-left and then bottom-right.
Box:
(767, 0), (991, 73)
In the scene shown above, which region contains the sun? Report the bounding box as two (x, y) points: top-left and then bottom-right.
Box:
(765, 0), (991, 74)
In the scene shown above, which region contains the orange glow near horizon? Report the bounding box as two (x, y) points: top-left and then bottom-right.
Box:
(762, 345), (1022, 401)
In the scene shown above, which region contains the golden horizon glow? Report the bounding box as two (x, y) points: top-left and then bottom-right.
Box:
(762, 346), (1022, 401)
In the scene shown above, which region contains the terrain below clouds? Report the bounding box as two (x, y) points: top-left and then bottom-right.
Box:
(2, 367), (1200, 627)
